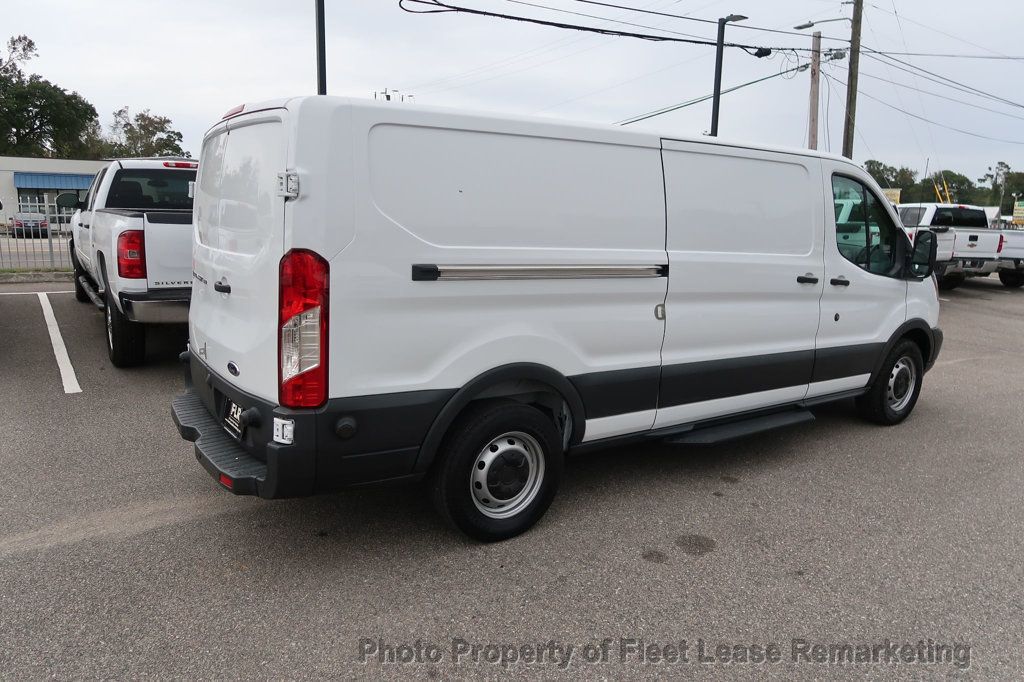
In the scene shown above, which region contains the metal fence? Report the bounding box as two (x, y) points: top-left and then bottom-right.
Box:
(0, 226), (74, 270)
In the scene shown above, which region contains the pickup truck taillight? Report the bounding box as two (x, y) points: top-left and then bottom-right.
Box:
(998, 234), (1005, 254)
(117, 230), (147, 279)
(279, 249), (329, 409)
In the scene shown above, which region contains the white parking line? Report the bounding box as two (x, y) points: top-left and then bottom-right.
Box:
(0, 290), (74, 296)
(36, 293), (82, 394)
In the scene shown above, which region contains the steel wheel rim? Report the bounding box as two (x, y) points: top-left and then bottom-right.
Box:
(105, 303), (113, 350)
(887, 356), (916, 412)
(470, 431), (545, 520)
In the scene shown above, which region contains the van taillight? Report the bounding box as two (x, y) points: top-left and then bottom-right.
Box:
(279, 249), (329, 409)
(117, 231), (147, 279)
(998, 234), (1005, 254)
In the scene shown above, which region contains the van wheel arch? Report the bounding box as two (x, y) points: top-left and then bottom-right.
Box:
(414, 364), (587, 475)
(868, 320), (933, 385)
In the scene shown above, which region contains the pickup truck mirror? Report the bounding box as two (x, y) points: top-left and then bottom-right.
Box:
(908, 229), (937, 279)
(55, 192), (82, 210)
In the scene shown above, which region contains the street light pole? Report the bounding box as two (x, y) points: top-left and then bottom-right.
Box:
(315, 0), (327, 95)
(710, 14), (747, 137)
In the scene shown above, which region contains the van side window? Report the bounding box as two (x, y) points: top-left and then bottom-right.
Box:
(832, 175), (899, 276)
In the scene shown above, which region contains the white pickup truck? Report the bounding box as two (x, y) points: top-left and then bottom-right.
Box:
(997, 229), (1024, 287)
(897, 203), (1003, 290)
(57, 158), (198, 366)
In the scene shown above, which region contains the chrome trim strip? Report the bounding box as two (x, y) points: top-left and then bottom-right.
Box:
(412, 264), (667, 281)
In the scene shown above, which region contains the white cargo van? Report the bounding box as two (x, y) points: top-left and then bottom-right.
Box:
(172, 97), (942, 541)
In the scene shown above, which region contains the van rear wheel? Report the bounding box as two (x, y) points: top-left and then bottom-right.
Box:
(105, 289), (145, 367)
(430, 402), (563, 542)
(855, 339), (924, 426)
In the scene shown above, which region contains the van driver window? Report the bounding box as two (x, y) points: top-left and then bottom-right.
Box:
(832, 175), (899, 276)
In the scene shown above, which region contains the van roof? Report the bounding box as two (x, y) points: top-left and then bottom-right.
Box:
(214, 95), (863, 168)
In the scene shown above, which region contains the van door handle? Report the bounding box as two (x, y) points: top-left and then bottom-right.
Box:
(830, 277), (850, 286)
(796, 274), (819, 284)
(214, 280), (231, 294)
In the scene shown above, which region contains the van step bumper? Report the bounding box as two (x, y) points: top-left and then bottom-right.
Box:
(172, 391), (267, 495)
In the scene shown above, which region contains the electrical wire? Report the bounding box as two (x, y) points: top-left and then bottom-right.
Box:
(827, 73), (1024, 145)
(616, 63), (809, 125)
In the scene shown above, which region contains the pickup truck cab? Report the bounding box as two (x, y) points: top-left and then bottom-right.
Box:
(57, 158), (198, 366)
(897, 203), (1002, 289)
(173, 97), (941, 541)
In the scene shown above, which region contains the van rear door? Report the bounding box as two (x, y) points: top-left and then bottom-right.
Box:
(190, 109), (289, 401)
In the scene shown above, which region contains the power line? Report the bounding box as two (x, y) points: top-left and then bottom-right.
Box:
(827, 73), (1024, 145)
(865, 2), (1012, 58)
(616, 63), (809, 125)
(399, 0), (807, 54)
(863, 49), (1024, 110)
(830, 64), (1024, 123)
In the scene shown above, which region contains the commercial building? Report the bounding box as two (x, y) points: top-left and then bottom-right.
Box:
(1, 155), (108, 229)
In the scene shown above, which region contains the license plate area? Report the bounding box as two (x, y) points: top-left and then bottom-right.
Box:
(223, 398), (244, 439)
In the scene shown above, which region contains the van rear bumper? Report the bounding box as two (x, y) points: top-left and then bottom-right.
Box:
(171, 350), (453, 497)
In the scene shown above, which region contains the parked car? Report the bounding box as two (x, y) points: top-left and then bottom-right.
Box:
(172, 97), (942, 541)
(897, 203), (1002, 289)
(56, 158), (198, 367)
(12, 212), (49, 238)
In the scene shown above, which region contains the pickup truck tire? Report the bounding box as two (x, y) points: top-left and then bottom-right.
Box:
(105, 289), (146, 367)
(998, 270), (1024, 288)
(856, 339), (924, 426)
(938, 273), (964, 290)
(430, 401), (563, 542)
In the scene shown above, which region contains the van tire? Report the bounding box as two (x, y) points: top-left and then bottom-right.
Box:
(430, 401), (563, 542)
(105, 289), (145, 367)
(938, 273), (964, 290)
(998, 270), (1024, 288)
(856, 339), (924, 426)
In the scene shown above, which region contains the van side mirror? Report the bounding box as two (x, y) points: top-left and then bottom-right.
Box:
(56, 192), (82, 210)
(908, 230), (937, 279)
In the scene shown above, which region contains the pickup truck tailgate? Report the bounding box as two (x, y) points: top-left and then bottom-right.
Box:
(1000, 230), (1024, 260)
(952, 228), (1001, 260)
(144, 211), (194, 289)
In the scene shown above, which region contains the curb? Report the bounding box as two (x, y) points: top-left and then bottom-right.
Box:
(0, 271), (74, 283)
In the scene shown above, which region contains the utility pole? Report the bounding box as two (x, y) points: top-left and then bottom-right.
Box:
(807, 31), (822, 150)
(710, 14), (747, 137)
(315, 0), (327, 95)
(841, 0), (864, 158)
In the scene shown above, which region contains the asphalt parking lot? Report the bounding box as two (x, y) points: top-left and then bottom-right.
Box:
(1, 277), (1022, 678)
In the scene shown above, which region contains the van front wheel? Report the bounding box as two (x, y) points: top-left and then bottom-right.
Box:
(431, 402), (563, 542)
(856, 339), (924, 426)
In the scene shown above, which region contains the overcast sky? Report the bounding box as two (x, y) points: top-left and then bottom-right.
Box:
(6, 0), (1022, 179)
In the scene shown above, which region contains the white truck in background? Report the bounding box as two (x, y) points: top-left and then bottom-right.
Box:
(997, 229), (1024, 287)
(897, 203), (1004, 290)
(57, 158), (198, 366)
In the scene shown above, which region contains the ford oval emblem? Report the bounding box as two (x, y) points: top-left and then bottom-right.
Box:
(227, 361), (240, 376)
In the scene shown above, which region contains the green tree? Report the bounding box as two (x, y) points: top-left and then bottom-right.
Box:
(863, 160), (916, 190)
(107, 107), (189, 158)
(0, 74), (99, 157)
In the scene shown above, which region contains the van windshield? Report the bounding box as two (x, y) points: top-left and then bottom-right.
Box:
(105, 168), (196, 210)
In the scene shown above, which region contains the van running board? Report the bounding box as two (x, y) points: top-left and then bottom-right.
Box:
(78, 275), (105, 309)
(664, 408), (814, 446)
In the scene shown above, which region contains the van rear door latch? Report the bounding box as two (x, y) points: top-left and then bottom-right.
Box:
(276, 172), (300, 199)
